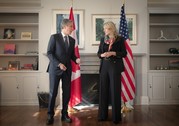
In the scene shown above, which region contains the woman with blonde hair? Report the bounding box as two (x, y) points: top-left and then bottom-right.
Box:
(97, 21), (127, 124)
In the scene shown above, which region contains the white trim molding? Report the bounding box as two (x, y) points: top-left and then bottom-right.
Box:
(141, 96), (149, 105)
(0, 0), (41, 8)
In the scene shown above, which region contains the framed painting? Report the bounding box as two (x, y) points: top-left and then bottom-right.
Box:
(8, 61), (20, 70)
(4, 43), (16, 54)
(3, 28), (15, 39)
(92, 14), (137, 45)
(52, 9), (84, 49)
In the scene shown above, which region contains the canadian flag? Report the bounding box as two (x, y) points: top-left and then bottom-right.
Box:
(68, 7), (82, 107)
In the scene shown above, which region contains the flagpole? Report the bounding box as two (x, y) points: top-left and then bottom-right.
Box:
(122, 0), (125, 4)
(71, 0), (73, 7)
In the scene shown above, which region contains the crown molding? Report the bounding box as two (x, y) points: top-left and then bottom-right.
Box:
(148, 1), (179, 8)
(0, 0), (41, 12)
(0, 0), (41, 8)
(0, 0), (40, 3)
(148, 6), (179, 14)
(0, 7), (42, 13)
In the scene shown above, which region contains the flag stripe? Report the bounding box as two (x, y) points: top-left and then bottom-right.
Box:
(125, 40), (133, 55)
(121, 90), (127, 102)
(119, 4), (136, 102)
(122, 70), (135, 97)
(123, 53), (134, 77)
(69, 77), (81, 107)
(124, 41), (135, 93)
(122, 70), (135, 96)
(121, 75), (133, 99)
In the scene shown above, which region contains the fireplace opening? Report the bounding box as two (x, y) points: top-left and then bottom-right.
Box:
(79, 74), (111, 106)
(80, 74), (99, 105)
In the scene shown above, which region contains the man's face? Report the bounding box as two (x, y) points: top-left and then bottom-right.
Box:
(63, 23), (74, 35)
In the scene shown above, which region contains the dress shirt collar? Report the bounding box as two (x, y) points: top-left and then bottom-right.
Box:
(61, 32), (68, 38)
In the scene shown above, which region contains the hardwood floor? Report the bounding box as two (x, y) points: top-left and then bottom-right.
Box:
(0, 105), (179, 126)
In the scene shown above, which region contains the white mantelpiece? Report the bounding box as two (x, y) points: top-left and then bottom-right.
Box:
(80, 53), (146, 74)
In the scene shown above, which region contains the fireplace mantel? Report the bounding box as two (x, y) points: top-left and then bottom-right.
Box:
(80, 53), (146, 74)
(80, 53), (100, 74)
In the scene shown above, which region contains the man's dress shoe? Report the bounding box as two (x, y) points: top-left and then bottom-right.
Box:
(46, 116), (54, 125)
(113, 121), (119, 124)
(61, 115), (72, 123)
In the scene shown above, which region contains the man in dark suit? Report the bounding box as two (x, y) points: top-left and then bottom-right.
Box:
(46, 19), (80, 125)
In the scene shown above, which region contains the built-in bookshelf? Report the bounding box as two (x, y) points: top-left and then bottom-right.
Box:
(148, 9), (179, 105)
(0, 13), (39, 71)
(149, 13), (179, 71)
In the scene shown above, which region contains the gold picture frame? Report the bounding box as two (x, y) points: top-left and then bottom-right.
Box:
(8, 61), (20, 70)
(92, 14), (137, 45)
(21, 32), (32, 40)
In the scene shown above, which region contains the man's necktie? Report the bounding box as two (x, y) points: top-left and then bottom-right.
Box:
(64, 36), (68, 52)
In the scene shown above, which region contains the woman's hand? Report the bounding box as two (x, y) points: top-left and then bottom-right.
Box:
(101, 53), (106, 57)
(101, 51), (116, 58)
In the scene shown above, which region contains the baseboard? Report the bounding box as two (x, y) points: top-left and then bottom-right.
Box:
(141, 96), (149, 105)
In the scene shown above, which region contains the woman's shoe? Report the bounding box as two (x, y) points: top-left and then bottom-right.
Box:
(98, 118), (107, 121)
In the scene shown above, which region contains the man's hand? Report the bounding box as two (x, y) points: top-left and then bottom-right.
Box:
(58, 63), (67, 71)
(76, 58), (80, 64)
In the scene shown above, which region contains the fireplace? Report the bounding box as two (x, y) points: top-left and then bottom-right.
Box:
(80, 74), (112, 105)
(79, 54), (100, 105)
(81, 74), (99, 105)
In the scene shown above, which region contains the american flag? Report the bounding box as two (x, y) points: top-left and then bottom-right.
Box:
(68, 7), (82, 107)
(119, 4), (136, 102)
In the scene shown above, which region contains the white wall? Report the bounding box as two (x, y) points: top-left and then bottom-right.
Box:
(40, 0), (148, 53)
(38, 0), (148, 105)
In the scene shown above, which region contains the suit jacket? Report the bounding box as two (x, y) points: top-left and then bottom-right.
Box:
(46, 33), (77, 75)
(97, 36), (127, 74)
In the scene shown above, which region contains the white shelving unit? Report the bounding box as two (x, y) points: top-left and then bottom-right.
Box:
(0, 12), (41, 105)
(0, 13), (39, 71)
(148, 8), (179, 105)
(149, 13), (179, 71)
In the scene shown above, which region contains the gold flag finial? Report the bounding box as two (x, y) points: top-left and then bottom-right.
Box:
(71, 0), (73, 7)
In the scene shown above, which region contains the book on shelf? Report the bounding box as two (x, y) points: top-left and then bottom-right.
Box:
(4, 43), (16, 54)
(169, 60), (179, 70)
(21, 64), (33, 70)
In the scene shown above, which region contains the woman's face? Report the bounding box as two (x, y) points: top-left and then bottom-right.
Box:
(103, 27), (111, 36)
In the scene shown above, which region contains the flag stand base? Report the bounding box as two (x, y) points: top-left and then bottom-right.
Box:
(121, 102), (133, 117)
(68, 107), (80, 113)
